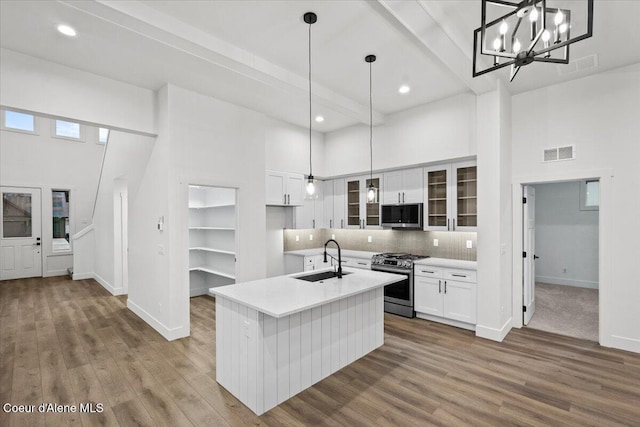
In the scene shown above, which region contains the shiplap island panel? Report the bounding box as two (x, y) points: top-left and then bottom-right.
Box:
(210, 268), (404, 415)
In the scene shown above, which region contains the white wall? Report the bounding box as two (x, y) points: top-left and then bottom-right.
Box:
(512, 63), (640, 352)
(0, 115), (104, 276)
(534, 181), (599, 288)
(0, 48), (156, 135)
(128, 84), (268, 340)
(323, 92), (476, 176)
(92, 131), (155, 294)
(265, 118), (325, 177)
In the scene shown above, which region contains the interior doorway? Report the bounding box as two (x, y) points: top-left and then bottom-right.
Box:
(522, 180), (599, 342)
(1, 187), (42, 280)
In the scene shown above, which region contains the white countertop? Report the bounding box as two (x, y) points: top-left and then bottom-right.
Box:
(209, 267), (405, 318)
(414, 257), (477, 270)
(285, 249), (379, 259)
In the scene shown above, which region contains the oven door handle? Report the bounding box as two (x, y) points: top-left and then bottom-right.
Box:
(371, 266), (411, 275)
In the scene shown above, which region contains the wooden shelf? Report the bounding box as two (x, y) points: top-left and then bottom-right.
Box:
(428, 198), (447, 201)
(458, 196), (477, 200)
(189, 267), (235, 280)
(189, 227), (235, 231)
(428, 182), (447, 186)
(189, 247), (235, 255)
(458, 179), (477, 183)
(457, 213), (477, 216)
(428, 214), (446, 217)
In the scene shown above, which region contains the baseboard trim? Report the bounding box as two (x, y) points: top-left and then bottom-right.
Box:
(535, 275), (598, 289)
(72, 272), (93, 280)
(476, 317), (512, 342)
(93, 273), (125, 296)
(415, 313), (476, 331)
(127, 299), (188, 341)
(44, 269), (70, 278)
(605, 335), (640, 354)
(190, 287), (210, 297)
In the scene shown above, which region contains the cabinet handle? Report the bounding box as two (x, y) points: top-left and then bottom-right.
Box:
(284, 194), (287, 205)
(341, 219), (344, 228)
(312, 219), (315, 229)
(330, 219), (333, 228)
(451, 273), (466, 278)
(453, 218), (456, 231)
(438, 280), (441, 293)
(288, 194), (291, 205)
(403, 192), (405, 203)
(357, 262), (367, 266)
(444, 281), (447, 294)
(421, 270), (435, 274)
(447, 218), (450, 231)
(398, 193), (400, 203)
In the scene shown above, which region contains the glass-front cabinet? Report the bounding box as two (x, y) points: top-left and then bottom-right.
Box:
(346, 175), (382, 229)
(424, 161), (477, 231)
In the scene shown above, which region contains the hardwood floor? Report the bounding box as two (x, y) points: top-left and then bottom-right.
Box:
(1, 276), (639, 426)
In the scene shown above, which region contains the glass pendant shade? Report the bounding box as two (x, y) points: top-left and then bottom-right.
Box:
(367, 183), (378, 204)
(305, 175), (319, 200)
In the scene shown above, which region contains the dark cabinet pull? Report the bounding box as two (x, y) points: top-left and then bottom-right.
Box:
(444, 281), (447, 294)
(447, 218), (450, 231)
(422, 270), (435, 274)
(438, 280), (441, 293)
(451, 273), (466, 278)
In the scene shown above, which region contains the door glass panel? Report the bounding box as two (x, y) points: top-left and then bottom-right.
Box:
(428, 170), (448, 227)
(2, 193), (32, 238)
(457, 166), (477, 227)
(365, 178), (380, 226)
(347, 180), (360, 226)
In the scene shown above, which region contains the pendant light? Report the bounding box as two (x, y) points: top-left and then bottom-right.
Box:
(304, 12), (318, 200)
(365, 54), (378, 204)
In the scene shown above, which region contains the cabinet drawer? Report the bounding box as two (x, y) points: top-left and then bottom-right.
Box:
(444, 268), (476, 283)
(342, 257), (371, 269)
(414, 266), (443, 278)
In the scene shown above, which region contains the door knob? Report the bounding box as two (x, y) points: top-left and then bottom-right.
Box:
(534, 255), (540, 259)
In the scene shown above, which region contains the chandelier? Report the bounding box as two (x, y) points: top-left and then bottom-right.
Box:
(473, 0), (593, 81)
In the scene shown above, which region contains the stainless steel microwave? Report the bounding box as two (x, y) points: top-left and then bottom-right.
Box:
(381, 203), (423, 229)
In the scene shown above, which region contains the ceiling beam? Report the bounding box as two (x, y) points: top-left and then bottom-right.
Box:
(371, 0), (496, 95)
(61, 0), (385, 126)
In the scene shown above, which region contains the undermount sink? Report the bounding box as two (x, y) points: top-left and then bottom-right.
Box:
(295, 270), (352, 282)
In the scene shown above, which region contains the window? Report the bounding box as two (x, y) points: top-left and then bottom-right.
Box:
(2, 192), (32, 238)
(2, 110), (36, 133)
(52, 190), (71, 252)
(580, 180), (599, 211)
(55, 120), (81, 139)
(98, 127), (110, 144)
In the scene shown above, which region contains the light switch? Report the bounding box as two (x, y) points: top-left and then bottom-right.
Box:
(331, 234), (335, 240)
(433, 239), (439, 247)
(309, 234), (313, 241)
(368, 236), (372, 243)
(466, 240), (473, 249)
(157, 244), (164, 255)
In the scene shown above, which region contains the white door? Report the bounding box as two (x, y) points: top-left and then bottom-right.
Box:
(286, 173), (305, 206)
(265, 171), (286, 205)
(443, 280), (477, 324)
(333, 179), (345, 229)
(1, 187), (42, 280)
(523, 185), (536, 325)
(401, 168), (424, 204)
(382, 170), (402, 204)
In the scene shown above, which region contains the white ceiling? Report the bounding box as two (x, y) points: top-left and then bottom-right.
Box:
(1, 0), (638, 132)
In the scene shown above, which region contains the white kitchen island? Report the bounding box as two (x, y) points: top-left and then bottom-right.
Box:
(209, 267), (404, 415)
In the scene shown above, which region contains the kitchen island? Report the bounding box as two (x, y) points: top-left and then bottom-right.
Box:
(209, 267), (404, 415)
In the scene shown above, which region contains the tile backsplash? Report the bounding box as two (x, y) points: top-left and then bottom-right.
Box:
(283, 228), (476, 261)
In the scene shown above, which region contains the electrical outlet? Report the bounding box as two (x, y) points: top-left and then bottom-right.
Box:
(562, 268), (567, 273)
(157, 244), (164, 255)
(295, 235), (299, 242)
(433, 239), (439, 247)
(368, 236), (372, 243)
(331, 234), (335, 240)
(466, 240), (473, 249)
(309, 234), (313, 241)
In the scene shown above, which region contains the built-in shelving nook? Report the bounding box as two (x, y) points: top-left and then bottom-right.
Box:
(188, 185), (237, 297)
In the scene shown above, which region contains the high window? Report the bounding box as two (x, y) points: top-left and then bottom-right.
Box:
(2, 110), (36, 133)
(54, 120), (82, 140)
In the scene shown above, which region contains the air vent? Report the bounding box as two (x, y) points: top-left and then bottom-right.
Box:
(557, 54), (599, 76)
(543, 145), (575, 162)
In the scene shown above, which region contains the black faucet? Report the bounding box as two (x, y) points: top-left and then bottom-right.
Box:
(323, 239), (343, 278)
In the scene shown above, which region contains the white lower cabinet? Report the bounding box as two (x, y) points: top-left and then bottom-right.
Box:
(414, 265), (476, 329)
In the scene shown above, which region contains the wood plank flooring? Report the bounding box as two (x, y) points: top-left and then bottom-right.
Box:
(1, 276), (639, 426)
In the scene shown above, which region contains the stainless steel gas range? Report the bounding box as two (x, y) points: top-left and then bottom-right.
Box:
(371, 253), (429, 318)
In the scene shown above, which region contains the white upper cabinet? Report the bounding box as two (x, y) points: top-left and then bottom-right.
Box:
(346, 174), (383, 229)
(265, 170), (304, 206)
(382, 168), (423, 204)
(295, 181), (324, 229)
(332, 178), (346, 229)
(322, 180), (334, 229)
(423, 160), (477, 231)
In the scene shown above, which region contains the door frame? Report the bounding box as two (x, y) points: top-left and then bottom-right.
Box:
(512, 169), (612, 346)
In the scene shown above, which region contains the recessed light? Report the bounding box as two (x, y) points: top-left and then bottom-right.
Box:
(57, 25), (77, 37)
(315, 115), (324, 123)
(398, 85), (411, 94)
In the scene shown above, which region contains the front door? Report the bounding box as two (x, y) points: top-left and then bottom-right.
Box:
(1, 187), (42, 280)
(523, 185), (536, 325)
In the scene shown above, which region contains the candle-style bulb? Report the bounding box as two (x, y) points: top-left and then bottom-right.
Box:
(493, 37), (502, 50)
(541, 30), (551, 42)
(499, 20), (508, 35)
(559, 23), (568, 34)
(513, 38), (521, 53)
(529, 7), (539, 22)
(554, 11), (564, 25)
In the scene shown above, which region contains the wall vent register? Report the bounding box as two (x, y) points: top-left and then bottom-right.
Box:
(543, 145), (575, 162)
